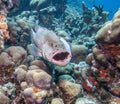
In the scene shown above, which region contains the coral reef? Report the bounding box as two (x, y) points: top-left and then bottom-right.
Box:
(2, 1), (107, 55)
(0, 0), (120, 104)
(85, 9), (120, 103)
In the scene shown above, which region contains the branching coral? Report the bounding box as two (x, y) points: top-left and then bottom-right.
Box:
(30, 0), (50, 7)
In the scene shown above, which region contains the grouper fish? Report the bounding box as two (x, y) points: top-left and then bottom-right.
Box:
(29, 26), (72, 66)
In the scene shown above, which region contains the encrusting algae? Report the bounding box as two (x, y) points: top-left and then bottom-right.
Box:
(0, 13), (10, 50)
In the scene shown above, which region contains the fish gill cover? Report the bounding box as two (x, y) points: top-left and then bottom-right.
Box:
(0, 0), (119, 104)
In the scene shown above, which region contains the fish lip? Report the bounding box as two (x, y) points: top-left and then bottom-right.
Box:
(51, 50), (71, 66)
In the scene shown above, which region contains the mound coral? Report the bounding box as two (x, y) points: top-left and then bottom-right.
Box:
(6, 46), (27, 65)
(30, 60), (49, 73)
(95, 9), (120, 44)
(0, 52), (14, 68)
(14, 65), (27, 82)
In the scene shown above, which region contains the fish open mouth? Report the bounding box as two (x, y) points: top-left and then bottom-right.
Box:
(53, 52), (70, 61)
(51, 51), (71, 66)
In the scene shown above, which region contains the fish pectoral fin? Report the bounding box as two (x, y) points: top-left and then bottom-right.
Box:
(28, 44), (40, 56)
(38, 51), (42, 57)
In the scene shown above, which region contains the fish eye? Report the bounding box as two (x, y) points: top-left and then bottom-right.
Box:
(49, 43), (53, 47)
(51, 43), (53, 46)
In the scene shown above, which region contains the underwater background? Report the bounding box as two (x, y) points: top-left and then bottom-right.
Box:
(0, 0), (120, 104)
(68, 0), (120, 19)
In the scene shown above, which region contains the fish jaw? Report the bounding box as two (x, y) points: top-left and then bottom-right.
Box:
(50, 50), (72, 66)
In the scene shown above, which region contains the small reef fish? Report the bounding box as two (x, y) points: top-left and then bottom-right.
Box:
(29, 26), (72, 66)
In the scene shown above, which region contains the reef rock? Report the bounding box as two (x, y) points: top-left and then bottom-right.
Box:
(86, 9), (120, 100)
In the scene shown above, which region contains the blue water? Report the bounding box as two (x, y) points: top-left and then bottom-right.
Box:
(68, 0), (120, 19)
